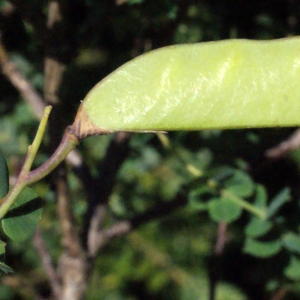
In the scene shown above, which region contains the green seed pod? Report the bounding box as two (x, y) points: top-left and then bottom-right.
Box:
(73, 38), (300, 138)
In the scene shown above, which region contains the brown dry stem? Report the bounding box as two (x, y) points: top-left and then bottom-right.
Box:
(0, 41), (45, 119)
(72, 105), (113, 140)
(34, 226), (62, 298)
(265, 129), (300, 158)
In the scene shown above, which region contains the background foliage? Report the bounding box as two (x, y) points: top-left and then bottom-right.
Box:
(1, 0), (300, 299)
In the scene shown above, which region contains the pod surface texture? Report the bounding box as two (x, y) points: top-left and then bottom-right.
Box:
(80, 38), (300, 132)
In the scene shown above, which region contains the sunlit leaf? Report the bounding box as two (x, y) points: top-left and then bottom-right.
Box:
(208, 197), (242, 223)
(245, 217), (272, 238)
(284, 256), (300, 280)
(74, 38), (300, 137)
(282, 233), (300, 254)
(253, 185), (268, 209)
(266, 188), (290, 219)
(2, 188), (43, 241)
(243, 238), (281, 258)
(216, 282), (247, 300)
(223, 170), (254, 197)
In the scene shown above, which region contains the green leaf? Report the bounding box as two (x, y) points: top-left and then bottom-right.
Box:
(0, 240), (6, 255)
(208, 197), (242, 223)
(243, 238), (281, 258)
(284, 256), (300, 280)
(245, 217), (272, 238)
(188, 186), (212, 211)
(0, 261), (13, 274)
(128, 0), (143, 4)
(2, 187), (43, 241)
(0, 151), (8, 199)
(282, 233), (300, 254)
(74, 38), (300, 137)
(223, 170), (254, 197)
(266, 188), (290, 219)
(212, 167), (235, 183)
(253, 185), (268, 209)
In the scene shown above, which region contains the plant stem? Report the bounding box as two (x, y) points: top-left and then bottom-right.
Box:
(221, 189), (266, 219)
(0, 106), (52, 219)
(22, 106), (52, 174)
(0, 179), (27, 220)
(26, 128), (79, 185)
(0, 109), (79, 220)
(156, 132), (203, 178)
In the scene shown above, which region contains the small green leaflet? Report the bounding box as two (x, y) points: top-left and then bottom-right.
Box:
(223, 170), (254, 198)
(0, 261), (13, 274)
(284, 256), (300, 280)
(2, 187), (43, 242)
(0, 240), (13, 274)
(0, 151), (9, 199)
(0, 240), (5, 255)
(245, 218), (272, 238)
(208, 197), (242, 223)
(282, 233), (300, 254)
(243, 238), (281, 258)
(266, 188), (290, 219)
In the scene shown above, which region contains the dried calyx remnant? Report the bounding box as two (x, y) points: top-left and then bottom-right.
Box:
(70, 104), (112, 140)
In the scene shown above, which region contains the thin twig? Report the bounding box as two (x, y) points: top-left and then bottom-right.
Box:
(44, 2), (89, 299)
(44, 58), (66, 105)
(265, 129), (300, 158)
(0, 40), (82, 168)
(0, 106), (53, 219)
(26, 128), (79, 185)
(87, 205), (107, 256)
(270, 287), (288, 300)
(47, 1), (62, 28)
(209, 222), (229, 300)
(83, 132), (131, 251)
(44, 2), (66, 105)
(33, 226), (61, 298)
(89, 192), (187, 257)
(0, 41), (45, 119)
(214, 221), (228, 255)
(88, 220), (131, 257)
(56, 168), (83, 257)
(45, 0), (82, 259)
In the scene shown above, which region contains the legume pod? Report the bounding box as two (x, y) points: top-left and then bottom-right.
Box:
(74, 38), (300, 137)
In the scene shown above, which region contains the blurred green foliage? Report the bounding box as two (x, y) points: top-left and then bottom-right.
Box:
(1, 0), (300, 299)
